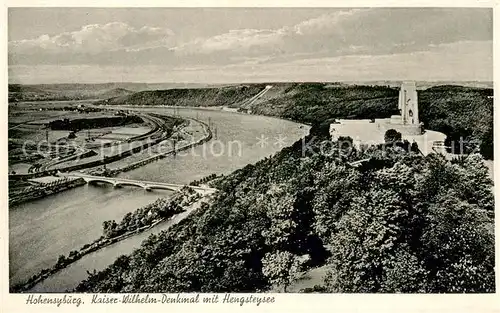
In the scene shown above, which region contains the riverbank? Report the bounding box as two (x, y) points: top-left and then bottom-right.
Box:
(10, 106), (309, 292)
(9, 115), (211, 199)
(12, 186), (208, 293)
(9, 177), (86, 206)
(98, 116), (212, 177)
(10, 114), (214, 291)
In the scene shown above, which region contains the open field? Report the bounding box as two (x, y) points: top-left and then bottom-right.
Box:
(8, 83), (223, 103)
(8, 110), (70, 125)
(9, 129), (72, 143)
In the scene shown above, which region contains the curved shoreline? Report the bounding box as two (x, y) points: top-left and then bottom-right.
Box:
(11, 106), (305, 292)
(13, 215), (174, 293)
(103, 103), (312, 126)
(12, 189), (211, 293)
(11, 117), (214, 292)
(12, 220), (159, 292)
(105, 116), (213, 176)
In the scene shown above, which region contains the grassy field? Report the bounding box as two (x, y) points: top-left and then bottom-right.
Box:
(8, 110), (69, 124)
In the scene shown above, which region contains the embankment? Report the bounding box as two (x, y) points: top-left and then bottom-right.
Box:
(9, 177), (86, 206)
(8, 115), (185, 180)
(12, 187), (208, 293)
(103, 117), (212, 176)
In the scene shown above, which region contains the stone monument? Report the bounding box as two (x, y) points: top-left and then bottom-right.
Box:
(329, 81), (445, 154)
(398, 81), (419, 125)
(389, 81), (423, 135)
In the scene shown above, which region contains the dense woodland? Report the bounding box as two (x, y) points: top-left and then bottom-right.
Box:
(102, 85), (267, 107)
(8, 84), (134, 102)
(75, 125), (494, 293)
(102, 187), (201, 239)
(418, 86), (494, 159)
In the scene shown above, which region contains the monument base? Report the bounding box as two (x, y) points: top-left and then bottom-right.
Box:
(382, 122), (423, 136)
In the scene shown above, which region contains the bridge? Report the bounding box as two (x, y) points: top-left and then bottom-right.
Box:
(59, 173), (218, 195)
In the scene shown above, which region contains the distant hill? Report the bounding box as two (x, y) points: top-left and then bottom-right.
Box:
(102, 84), (271, 107)
(7, 82), (216, 102)
(9, 81), (491, 102)
(97, 88), (134, 99)
(342, 80), (493, 90)
(102, 82), (400, 118)
(102, 82), (493, 160)
(8, 84), (47, 93)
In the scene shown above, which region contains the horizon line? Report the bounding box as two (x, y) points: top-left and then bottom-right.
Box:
(8, 79), (494, 86)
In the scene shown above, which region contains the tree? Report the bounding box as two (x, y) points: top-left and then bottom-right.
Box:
(384, 129), (402, 144)
(261, 250), (302, 292)
(381, 247), (428, 292)
(455, 153), (494, 210)
(420, 190), (494, 292)
(261, 184), (298, 250)
(102, 220), (118, 238)
(69, 250), (79, 258)
(121, 212), (133, 229)
(57, 254), (66, 264)
(311, 163), (360, 240)
(325, 162), (419, 292)
(410, 141), (419, 153)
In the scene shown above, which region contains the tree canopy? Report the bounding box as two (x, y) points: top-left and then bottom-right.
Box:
(75, 132), (494, 293)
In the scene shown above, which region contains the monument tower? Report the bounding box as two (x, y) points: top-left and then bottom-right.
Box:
(329, 80), (445, 155)
(398, 81), (419, 125)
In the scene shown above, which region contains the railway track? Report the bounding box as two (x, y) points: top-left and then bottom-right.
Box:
(10, 113), (181, 179)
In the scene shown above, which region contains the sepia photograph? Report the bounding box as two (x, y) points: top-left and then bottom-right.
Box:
(3, 4), (496, 303)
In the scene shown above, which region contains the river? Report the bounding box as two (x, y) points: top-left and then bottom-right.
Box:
(115, 107), (309, 183)
(9, 184), (172, 286)
(10, 106), (309, 292)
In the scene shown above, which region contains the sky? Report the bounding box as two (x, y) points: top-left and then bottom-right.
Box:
(8, 8), (493, 84)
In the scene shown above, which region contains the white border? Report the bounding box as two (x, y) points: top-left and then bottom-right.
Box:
(1, 2), (499, 313)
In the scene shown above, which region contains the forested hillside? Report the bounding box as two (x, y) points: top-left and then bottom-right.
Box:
(251, 83), (399, 123)
(418, 86), (494, 159)
(103, 83), (493, 159)
(103, 84), (268, 107)
(75, 127), (494, 293)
